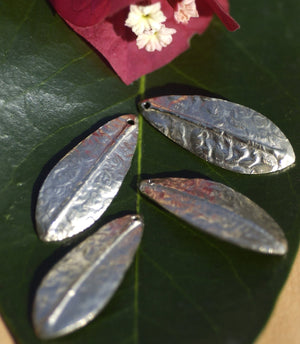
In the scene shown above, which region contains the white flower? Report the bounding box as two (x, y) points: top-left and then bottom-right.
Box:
(174, 0), (199, 24)
(136, 25), (177, 52)
(125, 3), (166, 36)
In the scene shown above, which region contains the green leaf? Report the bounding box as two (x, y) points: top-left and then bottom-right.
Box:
(0, 1), (299, 344)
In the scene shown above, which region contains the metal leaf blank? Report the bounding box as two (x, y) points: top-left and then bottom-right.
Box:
(33, 214), (143, 339)
(36, 115), (138, 242)
(139, 95), (295, 174)
(139, 178), (288, 255)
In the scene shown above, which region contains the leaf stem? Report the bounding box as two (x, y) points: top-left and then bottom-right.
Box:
(136, 75), (146, 214)
(133, 75), (146, 344)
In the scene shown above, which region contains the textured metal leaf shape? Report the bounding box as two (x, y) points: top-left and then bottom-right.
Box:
(139, 95), (295, 174)
(36, 115), (138, 242)
(33, 215), (143, 339)
(139, 178), (288, 255)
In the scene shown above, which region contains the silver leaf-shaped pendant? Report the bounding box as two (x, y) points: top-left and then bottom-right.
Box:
(139, 95), (295, 174)
(33, 214), (143, 339)
(139, 178), (288, 255)
(36, 115), (138, 242)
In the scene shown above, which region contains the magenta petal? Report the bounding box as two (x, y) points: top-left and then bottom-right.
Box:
(49, 0), (137, 27)
(203, 0), (240, 31)
(51, 0), (238, 84)
(50, 0), (111, 27)
(67, 2), (214, 84)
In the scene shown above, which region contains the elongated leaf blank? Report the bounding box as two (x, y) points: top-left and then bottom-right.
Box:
(139, 95), (295, 174)
(139, 178), (288, 255)
(35, 115), (138, 241)
(33, 215), (143, 339)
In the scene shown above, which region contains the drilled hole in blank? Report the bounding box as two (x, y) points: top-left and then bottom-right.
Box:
(127, 119), (135, 125)
(142, 102), (151, 109)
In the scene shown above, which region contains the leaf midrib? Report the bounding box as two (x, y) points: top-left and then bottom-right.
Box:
(133, 75), (146, 344)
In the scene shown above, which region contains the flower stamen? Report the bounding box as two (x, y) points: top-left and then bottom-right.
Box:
(125, 3), (166, 35)
(174, 0), (199, 24)
(136, 25), (176, 52)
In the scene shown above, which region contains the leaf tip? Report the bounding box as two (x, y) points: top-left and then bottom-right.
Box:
(261, 237), (288, 256)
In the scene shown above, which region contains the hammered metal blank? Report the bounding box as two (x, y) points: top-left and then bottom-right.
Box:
(33, 214), (143, 339)
(139, 95), (295, 174)
(139, 178), (288, 255)
(36, 115), (138, 242)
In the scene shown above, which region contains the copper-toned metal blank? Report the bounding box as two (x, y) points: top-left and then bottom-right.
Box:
(139, 177), (288, 255)
(33, 215), (143, 339)
(36, 115), (138, 242)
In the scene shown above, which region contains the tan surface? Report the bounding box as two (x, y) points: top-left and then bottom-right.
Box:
(0, 317), (14, 344)
(1, 249), (300, 344)
(256, 247), (300, 344)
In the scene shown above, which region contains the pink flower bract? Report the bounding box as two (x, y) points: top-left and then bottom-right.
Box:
(50, 0), (239, 84)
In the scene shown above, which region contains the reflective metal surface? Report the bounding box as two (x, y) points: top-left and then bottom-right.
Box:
(36, 115), (138, 242)
(33, 215), (143, 339)
(139, 95), (295, 174)
(139, 178), (288, 255)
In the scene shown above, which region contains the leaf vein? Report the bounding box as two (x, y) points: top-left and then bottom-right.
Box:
(0, 0), (38, 64)
(143, 199), (253, 300)
(1, 51), (92, 108)
(0, 94), (138, 195)
(141, 249), (220, 334)
(169, 64), (212, 91)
